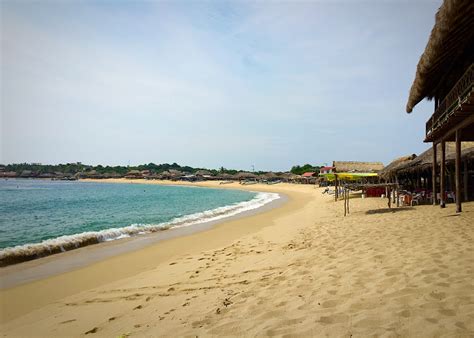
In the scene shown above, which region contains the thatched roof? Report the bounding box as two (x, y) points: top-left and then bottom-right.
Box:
(260, 172), (279, 180)
(195, 170), (212, 176)
(278, 172), (300, 180)
(333, 161), (384, 173)
(168, 169), (183, 176)
(233, 172), (257, 179)
(379, 154), (417, 179)
(216, 173), (234, 180)
(406, 0), (474, 113)
(398, 142), (474, 174)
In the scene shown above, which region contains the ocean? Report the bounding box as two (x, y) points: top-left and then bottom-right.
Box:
(0, 179), (279, 265)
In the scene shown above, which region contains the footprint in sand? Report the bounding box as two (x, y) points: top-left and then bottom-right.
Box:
(455, 322), (467, 330)
(321, 299), (339, 308)
(398, 309), (410, 318)
(429, 291), (446, 300)
(438, 308), (456, 316)
(318, 316), (334, 324)
(85, 327), (99, 335)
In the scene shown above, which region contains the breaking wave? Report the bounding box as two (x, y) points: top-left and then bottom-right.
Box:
(0, 192), (280, 267)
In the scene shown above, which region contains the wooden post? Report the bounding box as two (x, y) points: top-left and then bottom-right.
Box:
(396, 184), (400, 207)
(388, 187), (391, 208)
(455, 130), (462, 212)
(344, 188), (347, 216)
(347, 189), (350, 214)
(432, 142), (437, 205)
(335, 175), (339, 201)
(440, 141), (446, 208)
(464, 160), (468, 202)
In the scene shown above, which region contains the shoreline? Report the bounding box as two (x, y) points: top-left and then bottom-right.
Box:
(0, 180), (307, 322)
(0, 179), (284, 269)
(0, 185), (287, 288)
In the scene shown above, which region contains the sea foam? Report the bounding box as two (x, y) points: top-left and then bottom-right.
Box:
(0, 192), (280, 266)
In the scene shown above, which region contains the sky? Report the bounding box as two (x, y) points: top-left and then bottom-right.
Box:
(1, 0), (442, 171)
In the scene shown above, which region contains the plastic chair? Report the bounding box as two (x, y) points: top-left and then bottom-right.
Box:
(447, 192), (456, 203)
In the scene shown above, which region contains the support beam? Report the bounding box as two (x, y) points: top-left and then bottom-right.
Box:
(432, 142), (437, 205)
(464, 161), (468, 202)
(335, 174), (339, 201)
(440, 141), (446, 208)
(455, 129), (462, 212)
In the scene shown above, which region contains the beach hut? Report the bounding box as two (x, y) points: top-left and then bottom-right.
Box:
(300, 172), (317, 184)
(321, 161), (384, 199)
(259, 172), (280, 183)
(216, 173), (234, 181)
(1, 171), (16, 178)
(156, 170), (171, 180)
(195, 170), (211, 176)
(19, 170), (35, 178)
(168, 169), (184, 181)
(233, 172), (256, 179)
(233, 172), (257, 183)
(124, 170), (142, 179)
(405, 0), (474, 211)
(392, 143), (474, 201)
(194, 170), (215, 181)
(379, 154), (417, 182)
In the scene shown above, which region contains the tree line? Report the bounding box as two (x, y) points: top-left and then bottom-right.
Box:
(1, 162), (322, 176)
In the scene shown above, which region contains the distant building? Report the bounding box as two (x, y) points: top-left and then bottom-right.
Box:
(319, 166), (335, 174)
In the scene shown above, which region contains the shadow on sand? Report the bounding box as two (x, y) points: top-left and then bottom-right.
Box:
(365, 207), (413, 215)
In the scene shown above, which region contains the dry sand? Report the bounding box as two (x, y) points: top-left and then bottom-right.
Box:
(1, 179), (473, 337)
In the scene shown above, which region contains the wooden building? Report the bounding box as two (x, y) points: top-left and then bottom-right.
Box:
(406, 0), (474, 211)
(381, 144), (474, 202)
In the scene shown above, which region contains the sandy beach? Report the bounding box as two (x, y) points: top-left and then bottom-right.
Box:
(1, 179), (473, 337)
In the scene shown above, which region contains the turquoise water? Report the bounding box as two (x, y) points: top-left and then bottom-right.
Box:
(0, 179), (277, 264)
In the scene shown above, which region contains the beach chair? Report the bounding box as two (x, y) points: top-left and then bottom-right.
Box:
(411, 193), (422, 206)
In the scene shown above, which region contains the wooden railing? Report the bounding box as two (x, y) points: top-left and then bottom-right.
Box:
(426, 64), (474, 138)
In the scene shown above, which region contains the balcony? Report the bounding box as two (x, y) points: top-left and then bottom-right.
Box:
(425, 64), (474, 142)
